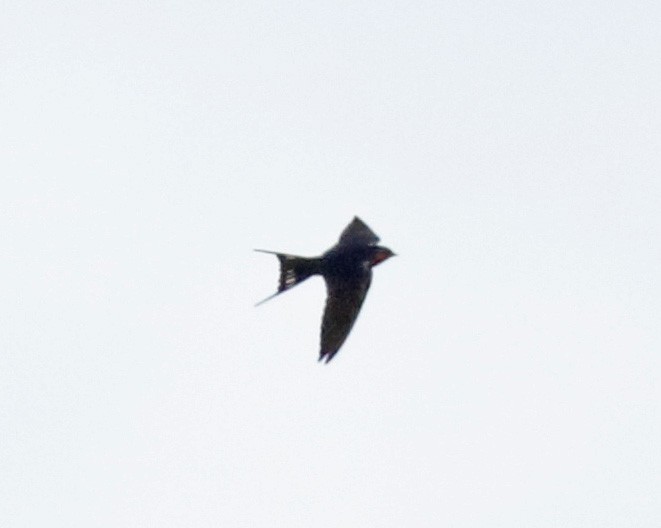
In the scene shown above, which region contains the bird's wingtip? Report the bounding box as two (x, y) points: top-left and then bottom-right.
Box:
(318, 351), (336, 364)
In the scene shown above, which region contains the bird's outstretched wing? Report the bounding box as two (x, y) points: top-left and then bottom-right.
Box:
(337, 216), (379, 246)
(319, 272), (372, 363)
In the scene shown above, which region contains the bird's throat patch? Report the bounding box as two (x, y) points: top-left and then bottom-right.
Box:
(371, 249), (391, 266)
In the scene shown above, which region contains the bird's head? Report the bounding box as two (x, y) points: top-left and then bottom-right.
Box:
(369, 246), (396, 267)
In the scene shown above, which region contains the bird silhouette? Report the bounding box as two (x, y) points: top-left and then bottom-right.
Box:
(256, 216), (395, 363)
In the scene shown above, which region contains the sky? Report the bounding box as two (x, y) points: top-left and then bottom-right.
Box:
(2, 1), (660, 526)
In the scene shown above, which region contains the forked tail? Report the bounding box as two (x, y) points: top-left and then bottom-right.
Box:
(255, 250), (321, 306)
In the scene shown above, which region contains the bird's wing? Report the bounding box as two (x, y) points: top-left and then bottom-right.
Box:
(338, 216), (379, 246)
(319, 272), (372, 363)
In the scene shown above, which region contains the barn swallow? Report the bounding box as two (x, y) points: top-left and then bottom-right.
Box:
(256, 216), (395, 363)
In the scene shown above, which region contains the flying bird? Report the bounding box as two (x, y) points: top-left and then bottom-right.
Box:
(256, 216), (395, 363)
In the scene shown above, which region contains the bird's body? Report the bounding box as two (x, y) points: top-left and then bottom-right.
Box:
(256, 217), (395, 363)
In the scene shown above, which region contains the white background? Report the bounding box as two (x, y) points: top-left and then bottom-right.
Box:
(3, 1), (660, 526)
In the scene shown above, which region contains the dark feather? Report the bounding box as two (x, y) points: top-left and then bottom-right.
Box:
(337, 216), (380, 246)
(319, 272), (372, 363)
(254, 250), (320, 306)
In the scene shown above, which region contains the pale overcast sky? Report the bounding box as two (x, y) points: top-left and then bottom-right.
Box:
(2, 2), (660, 527)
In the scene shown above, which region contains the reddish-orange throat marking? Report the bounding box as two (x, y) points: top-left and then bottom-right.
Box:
(371, 249), (391, 266)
